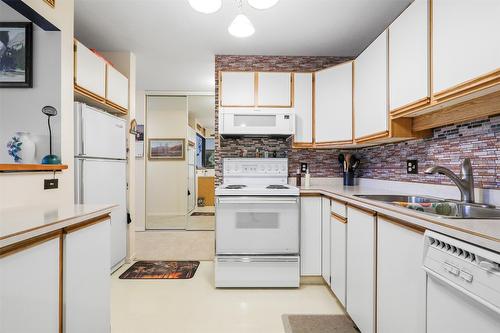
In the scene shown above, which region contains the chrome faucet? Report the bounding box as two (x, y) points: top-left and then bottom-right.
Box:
(424, 158), (475, 203)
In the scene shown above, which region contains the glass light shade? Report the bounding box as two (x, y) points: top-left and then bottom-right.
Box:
(188, 0), (222, 14)
(228, 14), (255, 38)
(247, 0), (279, 10)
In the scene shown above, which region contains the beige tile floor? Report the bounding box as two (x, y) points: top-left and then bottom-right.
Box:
(111, 261), (344, 333)
(147, 206), (215, 231)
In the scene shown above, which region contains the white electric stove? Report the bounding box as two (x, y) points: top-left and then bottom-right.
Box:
(215, 158), (300, 288)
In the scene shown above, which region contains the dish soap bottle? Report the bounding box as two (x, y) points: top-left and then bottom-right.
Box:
(304, 167), (311, 188)
(296, 168), (302, 187)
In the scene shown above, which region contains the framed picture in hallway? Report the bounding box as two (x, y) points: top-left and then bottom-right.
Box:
(148, 138), (185, 160)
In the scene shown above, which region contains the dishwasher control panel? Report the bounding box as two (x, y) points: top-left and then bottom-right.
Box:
(423, 230), (500, 310)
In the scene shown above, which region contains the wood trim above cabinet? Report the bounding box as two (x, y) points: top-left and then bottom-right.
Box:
(355, 130), (390, 143)
(433, 69), (500, 104)
(63, 214), (111, 234)
(331, 212), (347, 224)
(378, 214), (425, 234)
(347, 203), (377, 216)
(0, 230), (62, 258)
(390, 97), (431, 118)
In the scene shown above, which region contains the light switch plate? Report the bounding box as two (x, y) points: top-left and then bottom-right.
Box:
(44, 179), (59, 190)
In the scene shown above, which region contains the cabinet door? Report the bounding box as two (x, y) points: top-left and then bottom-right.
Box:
(220, 72), (255, 107)
(75, 41), (106, 97)
(433, 0), (500, 94)
(377, 217), (426, 333)
(300, 197), (322, 276)
(293, 73), (313, 144)
(321, 197), (331, 285)
(106, 65), (129, 110)
(354, 31), (389, 140)
(389, 0), (429, 111)
(0, 237), (60, 333)
(64, 219), (111, 333)
(330, 215), (347, 307)
(257, 72), (292, 107)
(315, 62), (353, 143)
(346, 207), (376, 333)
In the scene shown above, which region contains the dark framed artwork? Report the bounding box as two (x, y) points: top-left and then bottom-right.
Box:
(0, 22), (33, 88)
(148, 138), (185, 160)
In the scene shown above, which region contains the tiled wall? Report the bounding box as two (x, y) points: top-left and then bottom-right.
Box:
(215, 55), (500, 190)
(215, 55), (352, 185)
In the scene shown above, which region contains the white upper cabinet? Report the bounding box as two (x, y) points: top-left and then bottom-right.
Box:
(106, 65), (129, 110)
(257, 72), (292, 107)
(293, 73), (313, 144)
(75, 40), (106, 98)
(220, 72), (255, 107)
(354, 31), (389, 140)
(389, 0), (429, 112)
(433, 0), (500, 95)
(315, 62), (353, 143)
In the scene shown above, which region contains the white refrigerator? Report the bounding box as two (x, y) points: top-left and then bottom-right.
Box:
(74, 102), (127, 272)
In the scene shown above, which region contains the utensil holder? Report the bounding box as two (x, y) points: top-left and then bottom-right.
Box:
(343, 171), (355, 186)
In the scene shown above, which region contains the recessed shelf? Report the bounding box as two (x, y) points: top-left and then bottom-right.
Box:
(0, 164), (68, 173)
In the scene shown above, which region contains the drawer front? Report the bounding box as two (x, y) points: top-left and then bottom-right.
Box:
(331, 200), (347, 218)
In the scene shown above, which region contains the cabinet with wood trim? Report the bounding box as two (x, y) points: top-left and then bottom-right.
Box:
(389, 0), (430, 116)
(321, 197), (331, 285)
(377, 216), (426, 333)
(432, 0), (500, 102)
(219, 71), (255, 107)
(300, 196), (322, 276)
(346, 205), (377, 333)
(257, 72), (293, 107)
(330, 211), (347, 307)
(75, 40), (106, 99)
(315, 61), (353, 145)
(293, 72), (313, 145)
(64, 218), (111, 333)
(106, 65), (129, 110)
(0, 234), (61, 333)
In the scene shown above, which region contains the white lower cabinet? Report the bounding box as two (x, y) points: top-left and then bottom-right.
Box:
(0, 236), (60, 333)
(377, 217), (426, 333)
(321, 197), (331, 285)
(346, 207), (376, 333)
(300, 197), (322, 276)
(64, 219), (111, 333)
(330, 214), (347, 307)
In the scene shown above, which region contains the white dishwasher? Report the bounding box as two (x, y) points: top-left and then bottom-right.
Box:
(423, 230), (500, 333)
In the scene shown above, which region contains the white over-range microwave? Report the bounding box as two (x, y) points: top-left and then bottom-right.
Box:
(218, 108), (295, 136)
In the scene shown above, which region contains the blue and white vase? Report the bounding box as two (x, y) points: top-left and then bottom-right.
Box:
(6, 132), (36, 163)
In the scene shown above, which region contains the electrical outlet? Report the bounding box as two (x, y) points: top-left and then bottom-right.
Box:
(44, 178), (59, 190)
(300, 163), (308, 173)
(407, 160), (418, 174)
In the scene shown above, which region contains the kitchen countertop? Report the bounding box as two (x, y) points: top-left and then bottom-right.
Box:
(299, 182), (500, 253)
(0, 204), (116, 248)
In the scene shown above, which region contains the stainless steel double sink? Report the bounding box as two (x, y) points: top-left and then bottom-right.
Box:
(354, 194), (500, 219)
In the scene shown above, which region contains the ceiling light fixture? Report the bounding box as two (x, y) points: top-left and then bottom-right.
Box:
(188, 0), (222, 14)
(247, 0), (279, 10)
(228, 14), (255, 38)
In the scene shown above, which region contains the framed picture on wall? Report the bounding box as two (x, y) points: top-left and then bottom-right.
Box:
(0, 22), (33, 88)
(148, 138), (185, 160)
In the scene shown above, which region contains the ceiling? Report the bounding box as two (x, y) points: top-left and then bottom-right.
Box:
(75, 0), (412, 92)
(188, 95), (215, 131)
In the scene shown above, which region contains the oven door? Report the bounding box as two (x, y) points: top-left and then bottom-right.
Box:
(216, 196), (300, 254)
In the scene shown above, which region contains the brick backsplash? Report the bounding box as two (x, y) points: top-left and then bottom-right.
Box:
(215, 55), (500, 189)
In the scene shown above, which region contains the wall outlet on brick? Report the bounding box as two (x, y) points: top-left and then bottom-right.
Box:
(407, 160), (418, 174)
(300, 163), (308, 173)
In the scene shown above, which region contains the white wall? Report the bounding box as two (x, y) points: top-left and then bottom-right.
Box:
(0, 0), (74, 209)
(146, 96), (188, 220)
(0, 2), (61, 163)
(135, 90), (146, 231)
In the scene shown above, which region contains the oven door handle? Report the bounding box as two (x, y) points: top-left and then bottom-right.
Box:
(217, 198), (299, 205)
